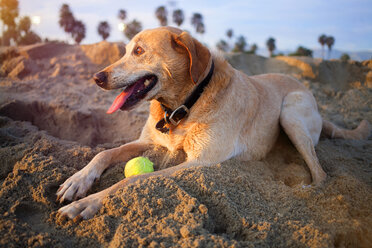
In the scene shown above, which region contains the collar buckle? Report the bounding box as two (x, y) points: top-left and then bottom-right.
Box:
(168, 105), (189, 126)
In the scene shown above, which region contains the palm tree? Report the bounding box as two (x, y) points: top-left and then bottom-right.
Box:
(18, 16), (31, 34)
(118, 9), (127, 21)
(196, 22), (205, 35)
(58, 4), (86, 44)
(124, 19), (142, 40)
(172, 9), (184, 26)
(191, 13), (202, 27)
(0, 0), (19, 32)
(233, 35), (247, 52)
(216, 39), (229, 52)
(340, 53), (350, 62)
(326, 36), (335, 59)
(266, 37), (276, 57)
(97, 21), (111, 40)
(191, 13), (204, 35)
(59, 4), (75, 34)
(289, 46), (313, 57)
(155, 6), (167, 26)
(225, 29), (234, 52)
(318, 34), (327, 59)
(71, 20), (86, 44)
(226, 29), (233, 39)
(250, 43), (258, 54)
(16, 15), (41, 45)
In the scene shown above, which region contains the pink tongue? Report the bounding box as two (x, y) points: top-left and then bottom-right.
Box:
(106, 86), (135, 114)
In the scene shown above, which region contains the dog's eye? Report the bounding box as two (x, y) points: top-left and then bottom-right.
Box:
(134, 46), (144, 56)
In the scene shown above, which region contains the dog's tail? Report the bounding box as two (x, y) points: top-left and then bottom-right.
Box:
(322, 119), (371, 140)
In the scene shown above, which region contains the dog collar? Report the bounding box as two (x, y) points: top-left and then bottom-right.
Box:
(156, 60), (215, 134)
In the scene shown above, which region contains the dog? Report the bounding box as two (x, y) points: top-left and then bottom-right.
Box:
(57, 27), (370, 221)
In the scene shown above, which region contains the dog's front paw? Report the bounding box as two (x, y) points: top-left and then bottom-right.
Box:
(58, 191), (104, 220)
(56, 168), (99, 203)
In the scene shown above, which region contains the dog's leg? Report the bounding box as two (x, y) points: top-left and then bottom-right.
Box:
(280, 91), (327, 185)
(58, 160), (202, 220)
(56, 140), (151, 202)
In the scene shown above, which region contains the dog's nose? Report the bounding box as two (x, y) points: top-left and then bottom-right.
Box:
(94, 71), (108, 87)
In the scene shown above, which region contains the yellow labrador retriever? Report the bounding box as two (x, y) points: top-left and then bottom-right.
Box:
(57, 27), (370, 220)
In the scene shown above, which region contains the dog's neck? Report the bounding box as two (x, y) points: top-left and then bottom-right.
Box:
(154, 59), (215, 133)
(157, 57), (214, 110)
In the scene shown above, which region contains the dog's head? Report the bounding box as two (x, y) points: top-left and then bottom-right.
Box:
(94, 27), (211, 113)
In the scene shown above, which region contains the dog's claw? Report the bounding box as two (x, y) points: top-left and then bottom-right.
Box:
(56, 185), (64, 202)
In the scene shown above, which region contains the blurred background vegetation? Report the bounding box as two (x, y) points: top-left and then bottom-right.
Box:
(0, 0), (350, 60)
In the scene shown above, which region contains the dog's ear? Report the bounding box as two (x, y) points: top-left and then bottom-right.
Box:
(172, 31), (211, 84)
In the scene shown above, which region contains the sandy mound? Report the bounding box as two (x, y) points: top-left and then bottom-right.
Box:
(81, 41), (126, 67)
(0, 43), (371, 247)
(226, 54), (371, 90)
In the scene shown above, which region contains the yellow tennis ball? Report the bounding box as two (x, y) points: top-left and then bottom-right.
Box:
(125, 156), (154, 178)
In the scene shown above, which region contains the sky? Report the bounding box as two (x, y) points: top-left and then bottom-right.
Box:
(18, 0), (372, 53)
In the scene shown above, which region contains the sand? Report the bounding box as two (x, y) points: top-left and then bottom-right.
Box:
(0, 42), (371, 248)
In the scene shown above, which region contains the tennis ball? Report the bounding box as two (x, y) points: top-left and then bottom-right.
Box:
(125, 156), (154, 178)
